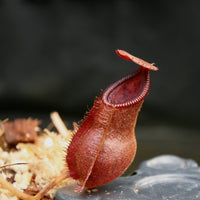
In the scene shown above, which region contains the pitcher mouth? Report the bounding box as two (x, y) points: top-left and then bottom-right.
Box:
(102, 67), (150, 108)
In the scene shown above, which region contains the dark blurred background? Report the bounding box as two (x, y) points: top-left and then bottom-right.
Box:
(0, 0), (200, 171)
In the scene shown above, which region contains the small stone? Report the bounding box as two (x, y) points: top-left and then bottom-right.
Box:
(54, 155), (200, 200)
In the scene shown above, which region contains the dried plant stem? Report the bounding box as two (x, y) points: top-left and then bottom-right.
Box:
(0, 169), (70, 200)
(50, 112), (72, 140)
(0, 162), (29, 169)
(0, 173), (32, 200)
(34, 169), (70, 200)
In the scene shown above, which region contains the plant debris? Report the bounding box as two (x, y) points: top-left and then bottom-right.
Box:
(0, 115), (75, 200)
(3, 119), (39, 145)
